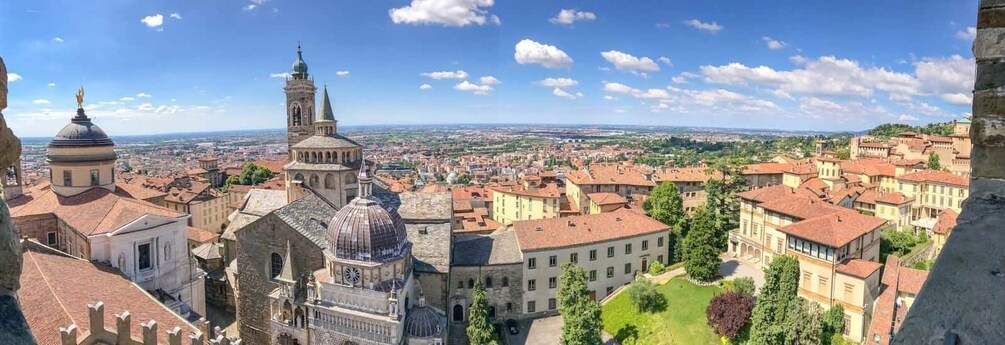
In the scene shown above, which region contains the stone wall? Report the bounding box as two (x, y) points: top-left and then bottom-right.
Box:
(415, 271), (448, 312)
(234, 214), (325, 345)
(448, 264), (524, 323)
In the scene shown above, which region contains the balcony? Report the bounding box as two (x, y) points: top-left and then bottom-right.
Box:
(271, 319), (308, 341)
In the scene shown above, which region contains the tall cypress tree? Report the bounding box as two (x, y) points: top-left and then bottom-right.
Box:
(749, 255), (801, 344)
(557, 263), (603, 345)
(466, 280), (499, 345)
(643, 181), (687, 263)
(683, 207), (722, 282)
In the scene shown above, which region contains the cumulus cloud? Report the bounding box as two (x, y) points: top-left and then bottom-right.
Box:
(537, 78), (578, 87)
(479, 76), (501, 85)
(270, 72), (291, 79)
(956, 27), (976, 41)
(243, 0), (270, 11)
(141, 14), (164, 27)
(672, 72), (698, 84)
(683, 19), (722, 34)
(552, 87), (583, 99)
(549, 9), (595, 25)
(421, 70), (469, 80)
(603, 95), (617, 100)
(6, 73), (21, 82)
(47, 82), (56, 87)
(454, 80), (494, 95)
(601, 50), (660, 73)
(336, 71), (350, 77)
(514, 39), (573, 69)
(602, 81), (779, 114)
(419, 83), (433, 90)
(32, 99), (50, 105)
(389, 0), (499, 27)
(941, 93), (972, 105)
(120, 97), (135, 102)
(762, 36), (787, 50)
(658, 56), (672, 66)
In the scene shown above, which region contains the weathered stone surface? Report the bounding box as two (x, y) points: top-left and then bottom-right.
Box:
(981, 0), (1005, 10)
(970, 145), (1005, 178)
(971, 116), (1005, 147)
(974, 28), (1005, 61)
(972, 89), (1005, 116)
(978, 8), (1005, 28)
(974, 63), (1005, 90)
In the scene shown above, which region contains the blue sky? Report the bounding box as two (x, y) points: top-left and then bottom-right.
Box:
(0, 0), (979, 137)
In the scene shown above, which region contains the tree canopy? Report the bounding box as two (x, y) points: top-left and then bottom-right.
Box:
(868, 122), (953, 138)
(683, 207), (722, 283)
(466, 280), (499, 345)
(749, 256), (801, 344)
(226, 162), (275, 186)
(627, 278), (666, 313)
(643, 181), (687, 263)
(706, 291), (756, 339)
(557, 263), (603, 345)
(928, 152), (942, 170)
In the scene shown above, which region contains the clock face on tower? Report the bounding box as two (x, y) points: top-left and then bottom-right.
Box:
(344, 266), (361, 285)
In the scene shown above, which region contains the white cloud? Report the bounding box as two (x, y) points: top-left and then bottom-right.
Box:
(683, 19), (722, 34)
(479, 76), (500, 85)
(603, 81), (779, 114)
(52, 37), (64, 43)
(514, 39), (573, 69)
(762, 36), (787, 50)
(956, 27), (976, 41)
(270, 72), (291, 79)
(421, 70), (469, 80)
(914, 55), (974, 101)
(549, 9), (595, 25)
(141, 14), (164, 27)
(136, 92), (152, 98)
(941, 93), (972, 105)
(419, 83), (433, 90)
(658, 56), (672, 66)
(789, 55), (808, 65)
(537, 78), (578, 87)
(136, 103), (156, 111)
(7, 73), (21, 82)
(600, 50), (660, 73)
(552, 87), (581, 99)
(120, 97), (135, 102)
(898, 114), (919, 122)
(454, 80), (494, 95)
(603, 95), (617, 100)
(389, 0), (499, 27)
(243, 0), (269, 11)
(47, 82), (56, 87)
(32, 99), (50, 105)
(336, 71), (350, 77)
(170, 13), (182, 19)
(603, 82), (638, 94)
(671, 72), (697, 84)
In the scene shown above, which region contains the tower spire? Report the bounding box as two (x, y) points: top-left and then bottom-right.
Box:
(358, 157), (372, 198)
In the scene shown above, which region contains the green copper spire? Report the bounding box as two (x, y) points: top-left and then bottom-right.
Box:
(292, 42), (308, 75)
(317, 84), (335, 122)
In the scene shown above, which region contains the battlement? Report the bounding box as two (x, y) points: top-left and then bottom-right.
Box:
(58, 301), (241, 345)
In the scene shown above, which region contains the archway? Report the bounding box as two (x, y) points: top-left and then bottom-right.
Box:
(453, 304), (464, 322)
(277, 333), (297, 345)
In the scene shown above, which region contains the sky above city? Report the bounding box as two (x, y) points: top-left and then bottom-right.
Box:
(0, 0), (979, 137)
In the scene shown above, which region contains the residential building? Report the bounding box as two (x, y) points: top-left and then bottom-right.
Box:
(164, 177), (229, 233)
(586, 192), (626, 214)
(565, 164), (655, 214)
(489, 176), (561, 224)
(653, 167), (722, 213)
(931, 209), (958, 259)
(450, 231), (524, 323)
(896, 170), (969, 220)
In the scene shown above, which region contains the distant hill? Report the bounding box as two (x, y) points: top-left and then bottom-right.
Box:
(868, 122), (954, 138)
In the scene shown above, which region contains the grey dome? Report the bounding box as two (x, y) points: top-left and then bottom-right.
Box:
(49, 109), (114, 148)
(292, 47), (308, 74)
(325, 197), (408, 263)
(405, 306), (443, 338)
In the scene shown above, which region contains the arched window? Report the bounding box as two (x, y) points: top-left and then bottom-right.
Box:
(294, 173), (304, 182)
(485, 276), (493, 288)
(310, 174), (320, 188)
(271, 253), (283, 278)
(346, 174), (357, 184)
(292, 105), (302, 126)
(324, 174), (335, 189)
(325, 152), (331, 162)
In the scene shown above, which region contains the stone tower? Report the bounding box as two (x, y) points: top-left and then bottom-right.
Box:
(285, 43), (317, 158)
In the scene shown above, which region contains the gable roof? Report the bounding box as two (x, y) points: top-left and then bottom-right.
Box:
(513, 209), (667, 251)
(737, 184), (818, 204)
(10, 187), (185, 236)
(777, 211), (887, 247)
(897, 170), (969, 187)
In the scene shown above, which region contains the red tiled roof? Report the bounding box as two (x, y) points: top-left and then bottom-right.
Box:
(897, 170), (969, 187)
(114, 182), (168, 202)
(759, 195), (847, 220)
(187, 226), (219, 243)
(19, 242), (198, 345)
(742, 163), (792, 175)
(565, 164), (656, 187)
(875, 192), (913, 205)
(654, 167), (722, 183)
(778, 211), (887, 247)
(588, 192), (627, 206)
(488, 180), (561, 198)
(868, 255), (929, 345)
(10, 188), (185, 236)
(737, 184), (819, 204)
(513, 209), (667, 251)
(836, 258), (883, 279)
(933, 209), (959, 235)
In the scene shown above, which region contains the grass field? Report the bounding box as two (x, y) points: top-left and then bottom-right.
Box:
(601, 278), (722, 345)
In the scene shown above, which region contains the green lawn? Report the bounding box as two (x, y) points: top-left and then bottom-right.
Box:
(602, 278), (722, 345)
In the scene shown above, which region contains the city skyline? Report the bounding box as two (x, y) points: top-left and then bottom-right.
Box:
(1, 0), (979, 137)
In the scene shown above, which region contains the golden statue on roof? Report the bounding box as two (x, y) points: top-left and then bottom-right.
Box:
(75, 86), (85, 109)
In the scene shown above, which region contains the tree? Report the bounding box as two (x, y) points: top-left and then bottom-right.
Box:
(466, 280), (499, 345)
(227, 162), (275, 186)
(627, 278), (665, 313)
(928, 152), (942, 170)
(784, 298), (823, 345)
(684, 207), (721, 282)
(822, 305), (846, 341)
(648, 260), (666, 275)
(749, 256), (801, 345)
(706, 291), (756, 339)
(557, 263), (603, 345)
(704, 162), (748, 250)
(643, 181), (688, 263)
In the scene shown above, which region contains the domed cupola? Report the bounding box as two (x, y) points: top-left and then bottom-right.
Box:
(292, 43), (309, 78)
(47, 87), (118, 197)
(405, 298), (445, 339)
(324, 161), (409, 263)
(50, 110), (114, 148)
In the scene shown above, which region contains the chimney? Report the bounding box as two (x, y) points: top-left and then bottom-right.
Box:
(567, 220), (575, 227)
(116, 311), (132, 344)
(615, 217), (622, 222)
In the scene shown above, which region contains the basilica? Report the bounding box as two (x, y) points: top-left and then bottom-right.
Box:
(231, 46), (451, 345)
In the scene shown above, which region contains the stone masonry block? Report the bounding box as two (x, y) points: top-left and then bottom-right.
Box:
(972, 116), (1005, 147)
(970, 145), (1005, 179)
(973, 89), (1005, 116)
(982, 0), (1005, 10)
(975, 63), (1005, 90)
(974, 28), (1005, 61)
(979, 7), (1005, 28)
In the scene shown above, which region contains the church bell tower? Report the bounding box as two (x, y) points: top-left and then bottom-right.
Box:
(285, 43), (317, 158)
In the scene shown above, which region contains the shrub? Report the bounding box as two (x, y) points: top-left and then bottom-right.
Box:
(648, 261), (666, 275)
(733, 277), (756, 296)
(627, 279), (666, 313)
(918, 231), (929, 243)
(706, 291), (756, 339)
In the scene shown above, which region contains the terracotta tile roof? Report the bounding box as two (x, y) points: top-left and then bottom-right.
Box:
(875, 192), (913, 205)
(513, 209), (667, 251)
(897, 170), (969, 187)
(835, 258), (883, 279)
(784, 163), (817, 175)
(859, 142), (889, 149)
(929, 135), (953, 143)
(759, 195), (847, 220)
(868, 255), (929, 344)
(19, 242), (198, 345)
(10, 187), (185, 236)
(588, 192), (627, 206)
(742, 162), (792, 175)
(737, 184), (819, 204)
(187, 226), (218, 243)
(488, 180), (561, 198)
(653, 167), (722, 183)
(565, 164), (656, 187)
(933, 209), (959, 235)
(114, 182), (168, 202)
(842, 161), (897, 177)
(778, 210), (887, 247)
(856, 189), (878, 205)
(251, 158), (289, 173)
(798, 177), (829, 193)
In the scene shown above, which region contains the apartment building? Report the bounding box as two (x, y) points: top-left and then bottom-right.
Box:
(866, 256), (928, 344)
(565, 164), (655, 214)
(896, 170), (969, 221)
(653, 167), (722, 214)
(164, 177), (230, 232)
(489, 176), (562, 225)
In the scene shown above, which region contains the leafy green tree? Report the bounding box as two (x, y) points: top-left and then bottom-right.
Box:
(557, 263), (603, 345)
(648, 261), (666, 275)
(227, 162), (275, 186)
(627, 278), (666, 312)
(466, 280), (499, 345)
(749, 256), (801, 344)
(643, 181), (688, 263)
(834, 148), (851, 160)
(704, 163), (748, 250)
(785, 298), (823, 345)
(684, 207), (722, 282)
(928, 152), (942, 170)
(822, 305), (846, 341)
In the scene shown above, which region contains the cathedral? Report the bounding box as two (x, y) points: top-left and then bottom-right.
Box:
(232, 46), (451, 345)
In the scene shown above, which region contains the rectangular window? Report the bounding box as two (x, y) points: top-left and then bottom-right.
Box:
(642, 240), (649, 251)
(844, 283), (854, 301)
(607, 267), (614, 278)
(802, 271), (811, 287)
(507, 303), (513, 312)
(657, 236), (664, 247)
(625, 243), (632, 255)
(527, 279), (536, 291)
(657, 255), (664, 264)
(624, 263), (632, 274)
(549, 255), (557, 267)
(548, 298), (557, 310)
(549, 277), (557, 289)
(63, 171), (72, 186)
(607, 246), (615, 258)
(570, 252), (578, 263)
(46, 232), (57, 246)
(589, 249), (597, 261)
(818, 277), (829, 293)
(843, 316), (851, 336)
(589, 270), (597, 281)
(89, 170), (99, 186)
(528, 258), (536, 269)
(138, 243), (152, 270)
(527, 301), (536, 313)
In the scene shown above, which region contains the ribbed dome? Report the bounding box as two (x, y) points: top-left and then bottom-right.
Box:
(292, 47), (308, 74)
(49, 109), (114, 148)
(325, 197), (408, 263)
(405, 306), (443, 338)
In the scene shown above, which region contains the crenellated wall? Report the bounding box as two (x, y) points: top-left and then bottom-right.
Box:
(58, 301), (241, 345)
